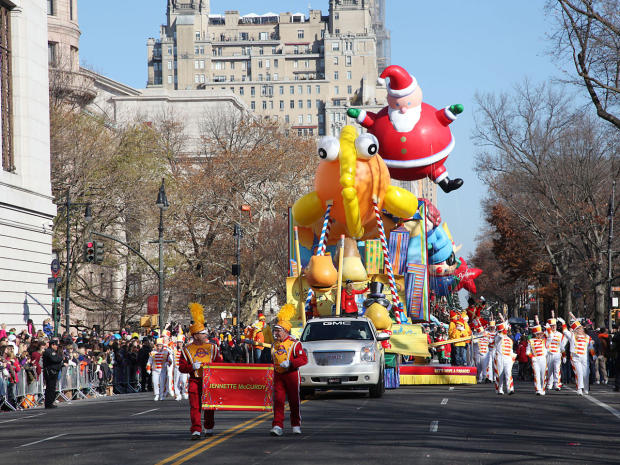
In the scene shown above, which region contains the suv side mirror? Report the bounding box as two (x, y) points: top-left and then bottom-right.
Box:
(376, 332), (390, 342)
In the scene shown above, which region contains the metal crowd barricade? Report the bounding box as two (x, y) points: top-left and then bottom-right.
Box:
(0, 374), (16, 411)
(15, 371), (45, 408)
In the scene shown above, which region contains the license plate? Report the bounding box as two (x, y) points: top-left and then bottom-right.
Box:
(327, 377), (342, 385)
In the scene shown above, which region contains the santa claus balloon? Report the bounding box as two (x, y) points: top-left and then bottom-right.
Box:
(347, 65), (464, 193)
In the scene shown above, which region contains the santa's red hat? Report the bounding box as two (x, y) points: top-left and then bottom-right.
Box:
(378, 65), (417, 98)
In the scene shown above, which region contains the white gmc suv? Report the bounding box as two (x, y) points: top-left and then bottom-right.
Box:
(298, 316), (388, 398)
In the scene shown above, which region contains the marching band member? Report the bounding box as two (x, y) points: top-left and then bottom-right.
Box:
(270, 304), (308, 437)
(473, 323), (491, 383)
(562, 314), (595, 395)
(545, 313), (564, 391)
(486, 321), (497, 384)
(165, 334), (176, 399)
(174, 335), (189, 400)
(493, 320), (516, 395)
(527, 321), (548, 395)
(147, 338), (171, 401)
(179, 303), (223, 440)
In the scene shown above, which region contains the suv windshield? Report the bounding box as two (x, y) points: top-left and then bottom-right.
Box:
(301, 320), (373, 342)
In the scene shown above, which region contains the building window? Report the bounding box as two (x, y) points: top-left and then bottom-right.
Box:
(333, 57), (339, 65)
(298, 100), (303, 109)
(285, 115), (290, 124)
(240, 87), (244, 95)
(298, 115), (303, 124)
(334, 71), (339, 80)
(331, 42), (339, 51)
(194, 60), (199, 70)
(258, 60), (263, 68)
(200, 47), (205, 54)
(307, 85), (312, 94)
(1, 3), (13, 171)
(294, 45), (299, 55)
(347, 70), (352, 80)
(195, 74), (200, 83)
(273, 73), (278, 80)
(335, 28), (340, 34)
(280, 100), (284, 110)
(195, 31), (201, 40)
(316, 85), (320, 94)
(334, 86), (339, 95)
(316, 99), (321, 109)
(195, 46), (199, 55)
(251, 101), (256, 110)
(298, 30), (304, 39)
(290, 85), (294, 94)
(230, 75), (234, 82)
(230, 62), (235, 70)
(346, 41), (353, 51)
(258, 74), (263, 81)
(298, 85), (303, 94)
(168, 75), (173, 84)
(279, 86), (284, 95)
(259, 46), (265, 55)
(48, 42), (57, 66)
(200, 75), (205, 83)
(200, 60), (205, 69)
(293, 60), (298, 68)
(265, 59), (270, 69)
(47, 0), (54, 15)
(346, 55), (352, 67)
(251, 86), (256, 96)
(307, 99), (311, 108)
(259, 32), (268, 41)
(290, 100), (294, 109)
(307, 114), (312, 123)
(262, 101), (267, 110)
(274, 59), (279, 68)
(347, 85), (352, 94)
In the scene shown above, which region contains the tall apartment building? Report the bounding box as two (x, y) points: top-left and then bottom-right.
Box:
(147, 0), (386, 137)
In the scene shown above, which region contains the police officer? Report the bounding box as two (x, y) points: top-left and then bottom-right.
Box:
(42, 339), (64, 409)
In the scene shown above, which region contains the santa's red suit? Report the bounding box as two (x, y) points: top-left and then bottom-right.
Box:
(341, 286), (368, 315)
(179, 340), (223, 433)
(271, 335), (308, 429)
(354, 103), (457, 182)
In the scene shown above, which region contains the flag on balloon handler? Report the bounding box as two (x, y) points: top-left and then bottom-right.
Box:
(201, 364), (274, 411)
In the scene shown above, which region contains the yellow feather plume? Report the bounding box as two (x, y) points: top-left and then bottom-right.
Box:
(188, 302), (205, 325)
(277, 303), (296, 322)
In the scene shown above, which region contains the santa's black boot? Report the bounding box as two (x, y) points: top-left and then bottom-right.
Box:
(438, 177), (463, 193)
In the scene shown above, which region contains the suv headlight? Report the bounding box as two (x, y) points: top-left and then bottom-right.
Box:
(360, 344), (376, 362)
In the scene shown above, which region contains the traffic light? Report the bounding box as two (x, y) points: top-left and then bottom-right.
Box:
(94, 241), (104, 264)
(84, 241), (95, 263)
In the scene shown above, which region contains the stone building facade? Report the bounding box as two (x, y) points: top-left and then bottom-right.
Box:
(0, 0), (56, 329)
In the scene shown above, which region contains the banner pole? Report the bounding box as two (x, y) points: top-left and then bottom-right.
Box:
(293, 227), (306, 326)
(335, 235), (345, 316)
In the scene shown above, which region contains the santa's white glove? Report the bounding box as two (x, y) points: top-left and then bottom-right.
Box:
(279, 360), (290, 369)
(192, 362), (202, 370)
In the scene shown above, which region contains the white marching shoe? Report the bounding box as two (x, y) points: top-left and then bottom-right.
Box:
(183, 393), (189, 400)
(270, 426), (283, 436)
(154, 395), (159, 401)
(176, 395), (182, 401)
(292, 426), (302, 435)
(577, 388), (583, 395)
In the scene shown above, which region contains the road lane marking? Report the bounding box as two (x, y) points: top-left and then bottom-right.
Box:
(16, 433), (68, 448)
(441, 398), (448, 405)
(429, 421), (439, 432)
(565, 387), (620, 421)
(449, 387), (454, 391)
(131, 408), (159, 416)
(0, 413), (45, 424)
(156, 400), (309, 465)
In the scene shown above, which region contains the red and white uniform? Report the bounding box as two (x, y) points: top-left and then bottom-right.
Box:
(526, 338), (548, 394)
(563, 329), (594, 394)
(173, 345), (189, 400)
(271, 336), (308, 430)
(473, 331), (492, 383)
(486, 330), (497, 382)
(147, 348), (171, 400)
(545, 330), (565, 389)
(355, 103), (457, 182)
(178, 340), (223, 434)
(493, 333), (515, 394)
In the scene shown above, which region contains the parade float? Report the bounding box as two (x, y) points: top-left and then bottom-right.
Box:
(282, 64), (482, 385)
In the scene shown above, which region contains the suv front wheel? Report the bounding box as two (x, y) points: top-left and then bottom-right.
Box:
(369, 365), (385, 398)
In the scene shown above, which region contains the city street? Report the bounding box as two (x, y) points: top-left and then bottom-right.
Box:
(1, 381), (619, 465)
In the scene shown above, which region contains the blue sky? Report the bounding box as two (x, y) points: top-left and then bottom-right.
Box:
(78, 0), (562, 265)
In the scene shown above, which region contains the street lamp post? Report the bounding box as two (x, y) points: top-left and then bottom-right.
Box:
(155, 179), (170, 328)
(233, 223), (242, 333)
(62, 191), (91, 334)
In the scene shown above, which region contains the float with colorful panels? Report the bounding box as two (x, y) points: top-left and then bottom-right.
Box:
(283, 65), (482, 386)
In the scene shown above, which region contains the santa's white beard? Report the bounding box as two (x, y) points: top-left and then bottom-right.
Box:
(388, 104), (422, 132)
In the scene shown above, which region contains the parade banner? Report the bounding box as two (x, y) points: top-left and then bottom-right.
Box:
(201, 364), (274, 411)
(386, 324), (430, 357)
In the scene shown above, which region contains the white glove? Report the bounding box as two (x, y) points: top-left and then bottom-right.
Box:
(557, 317), (565, 325)
(562, 357), (567, 364)
(192, 362), (202, 370)
(279, 360), (290, 369)
(146, 368), (151, 374)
